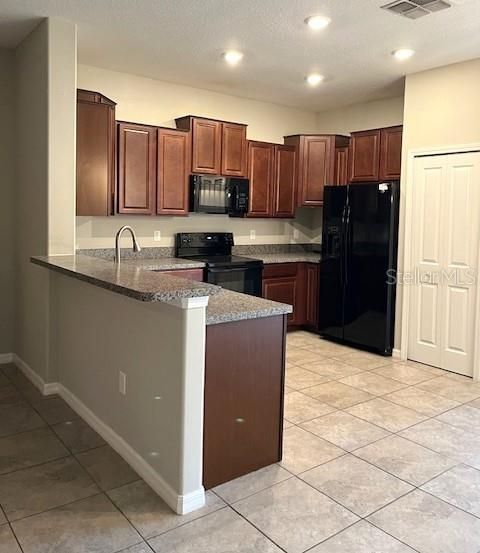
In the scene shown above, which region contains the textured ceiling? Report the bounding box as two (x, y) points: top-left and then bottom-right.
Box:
(1, 0), (480, 111)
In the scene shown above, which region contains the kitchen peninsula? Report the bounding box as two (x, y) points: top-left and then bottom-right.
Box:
(31, 253), (292, 514)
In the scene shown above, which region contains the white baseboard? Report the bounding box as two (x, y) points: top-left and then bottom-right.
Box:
(5, 353), (206, 515)
(0, 353), (13, 364)
(392, 348), (401, 359)
(58, 384), (205, 514)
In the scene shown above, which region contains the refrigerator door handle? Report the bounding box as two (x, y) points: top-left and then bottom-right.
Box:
(344, 204), (351, 285)
(340, 204), (347, 286)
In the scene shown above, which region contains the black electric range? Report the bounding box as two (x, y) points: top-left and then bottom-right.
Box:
(175, 232), (264, 296)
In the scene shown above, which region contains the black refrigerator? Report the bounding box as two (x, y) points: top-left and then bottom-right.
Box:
(318, 182), (400, 355)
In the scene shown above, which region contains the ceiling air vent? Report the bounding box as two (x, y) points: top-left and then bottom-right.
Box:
(381, 0), (451, 18)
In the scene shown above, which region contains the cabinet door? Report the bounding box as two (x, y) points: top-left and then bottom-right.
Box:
(379, 126), (403, 180)
(191, 118), (222, 174)
(248, 141), (275, 217)
(157, 129), (190, 215)
(221, 123), (247, 177)
(263, 276), (299, 325)
(273, 145), (296, 218)
(350, 129), (381, 183)
(76, 94), (115, 216)
(300, 136), (335, 205)
(118, 123), (157, 215)
(305, 264), (320, 328)
(334, 146), (350, 186)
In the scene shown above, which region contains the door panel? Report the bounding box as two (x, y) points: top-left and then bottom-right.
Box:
(300, 136), (334, 205)
(318, 186), (348, 339)
(379, 126), (403, 180)
(248, 141), (274, 217)
(273, 145), (296, 217)
(350, 130), (381, 183)
(409, 152), (480, 376)
(221, 123), (247, 177)
(191, 119), (222, 174)
(117, 123), (156, 215)
(343, 183), (396, 353)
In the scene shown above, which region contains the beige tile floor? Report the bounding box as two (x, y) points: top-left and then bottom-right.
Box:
(2, 331), (480, 552)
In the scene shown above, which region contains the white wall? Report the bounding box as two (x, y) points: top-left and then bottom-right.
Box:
(14, 18), (77, 380)
(0, 49), (15, 355)
(76, 64), (322, 249)
(51, 272), (207, 512)
(316, 96), (405, 135)
(396, 58), (480, 350)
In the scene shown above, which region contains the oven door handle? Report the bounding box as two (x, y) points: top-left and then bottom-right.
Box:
(208, 266), (253, 273)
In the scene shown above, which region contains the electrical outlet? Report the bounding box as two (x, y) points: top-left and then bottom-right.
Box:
(250, 229), (256, 240)
(293, 229), (299, 240)
(154, 231), (161, 242)
(119, 371), (127, 395)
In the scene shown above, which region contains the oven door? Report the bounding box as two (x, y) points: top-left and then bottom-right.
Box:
(206, 266), (263, 297)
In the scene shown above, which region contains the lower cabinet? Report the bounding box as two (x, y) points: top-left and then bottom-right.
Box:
(204, 315), (286, 489)
(263, 262), (320, 331)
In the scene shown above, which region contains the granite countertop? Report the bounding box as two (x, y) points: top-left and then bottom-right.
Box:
(206, 289), (292, 325)
(118, 257), (206, 270)
(251, 252), (321, 264)
(31, 255), (217, 302)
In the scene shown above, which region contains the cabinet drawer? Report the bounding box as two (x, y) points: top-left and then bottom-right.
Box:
(162, 268), (204, 281)
(263, 263), (298, 279)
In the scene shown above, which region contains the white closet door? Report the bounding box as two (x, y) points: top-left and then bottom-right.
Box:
(409, 152), (480, 376)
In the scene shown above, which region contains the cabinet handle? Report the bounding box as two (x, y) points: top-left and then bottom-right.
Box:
(235, 417), (245, 424)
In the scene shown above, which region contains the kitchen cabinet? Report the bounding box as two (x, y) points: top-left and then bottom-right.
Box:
(263, 263), (305, 326)
(117, 122), (157, 215)
(379, 126), (403, 180)
(157, 128), (190, 215)
(76, 89), (116, 216)
(334, 142), (350, 186)
(273, 145), (296, 217)
(247, 141), (275, 217)
(284, 134), (350, 206)
(305, 263), (320, 330)
(175, 116), (247, 177)
(263, 262), (321, 331)
(350, 126), (403, 183)
(247, 142), (296, 218)
(204, 315), (285, 488)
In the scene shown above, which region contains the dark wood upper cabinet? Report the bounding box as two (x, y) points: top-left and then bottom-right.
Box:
(76, 89), (116, 216)
(176, 116), (247, 177)
(334, 136), (351, 186)
(350, 126), (403, 183)
(117, 122), (157, 215)
(273, 145), (296, 218)
(222, 123), (247, 177)
(379, 126), (403, 180)
(157, 128), (190, 216)
(247, 141), (275, 217)
(284, 135), (349, 206)
(349, 129), (382, 183)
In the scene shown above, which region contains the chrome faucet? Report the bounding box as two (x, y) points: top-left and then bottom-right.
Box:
(114, 226), (141, 264)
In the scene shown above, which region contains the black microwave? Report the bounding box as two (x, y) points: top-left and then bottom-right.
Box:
(189, 175), (249, 217)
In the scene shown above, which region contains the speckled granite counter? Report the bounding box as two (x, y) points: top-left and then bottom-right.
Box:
(206, 289), (292, 325)
(31, 255), (293, 324)
(250, 252), (321, 264)
(31, 255), (217, 302)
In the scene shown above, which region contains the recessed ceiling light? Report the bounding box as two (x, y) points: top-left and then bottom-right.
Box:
(306, 73), (325, 86)
(305, 15), (331, 30)
(222, 50), (244, 65)
(392, 48), (415, 61)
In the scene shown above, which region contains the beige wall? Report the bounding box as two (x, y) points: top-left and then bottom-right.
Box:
(0, 50), (15, 354)
(76, 64), (321, 249)
(15, 18), (77, 379)
(396, 58), (480, 350)
(316, 96), (405, 135)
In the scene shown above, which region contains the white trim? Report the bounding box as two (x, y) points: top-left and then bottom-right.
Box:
(392, 348), (401, 360)
(8, 354), (205, 514)
(57, 384), (205, 514)
(167, 296), (210, 309)
(401, 143), (480, 380)
(0, 353), (13, 364)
